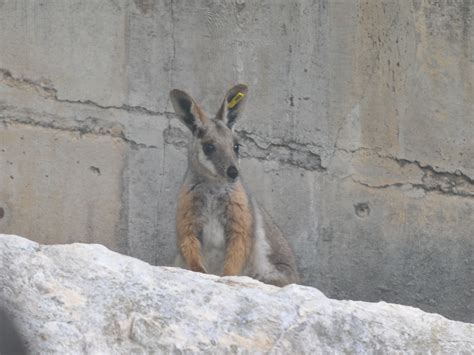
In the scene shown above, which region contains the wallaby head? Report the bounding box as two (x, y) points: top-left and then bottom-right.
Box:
(170, 84), (248, 183)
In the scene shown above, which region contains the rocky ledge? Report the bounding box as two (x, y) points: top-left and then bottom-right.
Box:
(0, 234), (472, 354)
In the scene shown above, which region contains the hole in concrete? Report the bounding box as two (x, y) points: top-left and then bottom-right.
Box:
(354, 203), (370, 218)
(0, 207), (4, 219)
(89, 166), (101, 176)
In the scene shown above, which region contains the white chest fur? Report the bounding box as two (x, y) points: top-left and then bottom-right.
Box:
(202, 212), (226, 275)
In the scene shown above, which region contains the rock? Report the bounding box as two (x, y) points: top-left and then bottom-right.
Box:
(1, 234), (472, 354)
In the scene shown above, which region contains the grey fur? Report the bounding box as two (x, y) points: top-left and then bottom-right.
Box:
(170, 86), (299, 286)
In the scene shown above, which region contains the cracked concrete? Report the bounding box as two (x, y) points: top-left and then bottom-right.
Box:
(164, 124), (326, 171)
(0, 0), (473, 322)
(331, 148), (474, 198)
(0, 68), (165, 117)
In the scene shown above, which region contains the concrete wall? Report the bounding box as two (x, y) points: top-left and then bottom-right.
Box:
(0, 0), (472, 322)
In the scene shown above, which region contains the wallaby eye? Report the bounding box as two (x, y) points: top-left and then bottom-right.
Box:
(202, 143), (216, 156)
(233, 143), (241, 155)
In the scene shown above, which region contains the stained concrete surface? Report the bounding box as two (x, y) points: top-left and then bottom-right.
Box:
(0, 0), (472, 322)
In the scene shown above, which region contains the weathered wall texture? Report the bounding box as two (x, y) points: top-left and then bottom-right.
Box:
(0, 1), (472, 322)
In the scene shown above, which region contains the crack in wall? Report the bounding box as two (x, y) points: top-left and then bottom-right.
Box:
(163, 125), (326, 171)
(165, 124), (474, 197)
(340, 147), (474, 198)
(0, 116), (158, 150)
(2, 68), (472, 196)
(3, 112), (473, 197)
(0, 69), (173, 117)
(373, 149), (473, 186)
(351, 176), (474, 198)
(237, 129), (326, 172)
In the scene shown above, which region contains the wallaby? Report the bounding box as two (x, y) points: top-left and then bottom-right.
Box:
(169, 84), (299, 287)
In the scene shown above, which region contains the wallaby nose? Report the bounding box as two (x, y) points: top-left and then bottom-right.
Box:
(227, 166), (239, 180)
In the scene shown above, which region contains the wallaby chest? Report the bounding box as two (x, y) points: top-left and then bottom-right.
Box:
(195, 186), (231, 274)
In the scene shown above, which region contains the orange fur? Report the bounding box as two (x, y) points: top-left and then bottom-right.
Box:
(176, 186), (206, 273)
(223, 182), (253, 276)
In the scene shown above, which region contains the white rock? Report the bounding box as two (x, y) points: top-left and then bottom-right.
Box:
(1, 234), (472, 354)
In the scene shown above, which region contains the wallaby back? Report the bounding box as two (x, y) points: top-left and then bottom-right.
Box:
(170, 85), (299, 286)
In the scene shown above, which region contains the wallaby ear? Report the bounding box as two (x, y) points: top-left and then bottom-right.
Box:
(169, 89), (208, 133)
(216, 84), (248, 129)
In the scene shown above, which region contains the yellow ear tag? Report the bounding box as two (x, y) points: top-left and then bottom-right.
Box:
(227, 92), (245, 109)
